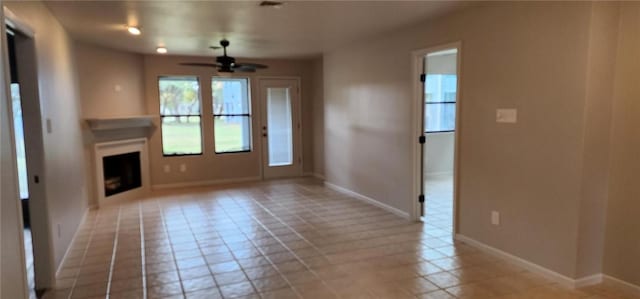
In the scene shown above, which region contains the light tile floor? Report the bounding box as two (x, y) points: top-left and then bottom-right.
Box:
(44, 178), (639, 299)
(423, 174), (454, 233)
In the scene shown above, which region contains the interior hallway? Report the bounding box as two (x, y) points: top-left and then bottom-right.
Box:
(42, 179), (638, 299)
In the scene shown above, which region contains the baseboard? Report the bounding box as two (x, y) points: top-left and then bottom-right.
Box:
(313, 173), (325, 180)
(324, 181), (410, 220)
(575, 273), (603, 288)
(454, 234), (576, 288)
(302, 172), (325, 180)
(603, 274), (640, 294)
(55, 207), (90, 279)
(151, 176), (261, 190)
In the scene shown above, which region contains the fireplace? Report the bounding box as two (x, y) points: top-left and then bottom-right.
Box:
(94, 138), (149, 206)
(103, 152), (142, 197)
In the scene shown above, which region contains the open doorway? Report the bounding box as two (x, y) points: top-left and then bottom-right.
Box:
(5, 14), (53, 296)
(414, 44), (461, 236)
(7, 25), (36, 298)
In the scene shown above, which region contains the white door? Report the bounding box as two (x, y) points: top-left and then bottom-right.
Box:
(259, 79), (302, 179)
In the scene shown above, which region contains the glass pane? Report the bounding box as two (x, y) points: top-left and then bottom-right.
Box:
(212, 78), (250, 115)
(161, 116), (202, 155)
(267, 87), (293, 166)
(159, 77), (201, 115)
(214, 116), (251, 153)
(425, 103), (456, 132)
(11, 83), (29, 199)
(425, 74), (457, 103)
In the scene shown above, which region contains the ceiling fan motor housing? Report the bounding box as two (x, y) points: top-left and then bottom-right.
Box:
(216, 55), (236, 72)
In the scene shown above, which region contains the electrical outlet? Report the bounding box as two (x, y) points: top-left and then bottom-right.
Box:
(163, 165), (171, 173)
(491, 211), (500, 226)
(180, 164), (187, 172)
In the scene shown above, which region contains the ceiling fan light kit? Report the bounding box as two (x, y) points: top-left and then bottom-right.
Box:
(180, 39), (268, 73)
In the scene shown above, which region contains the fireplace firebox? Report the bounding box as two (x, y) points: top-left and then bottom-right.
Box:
(103, 152), (142, 197)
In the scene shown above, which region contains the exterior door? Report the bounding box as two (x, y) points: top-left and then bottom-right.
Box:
(259, 78), (302, 179)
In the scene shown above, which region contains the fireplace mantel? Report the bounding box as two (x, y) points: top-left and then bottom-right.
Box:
(86, 115), (155, 131)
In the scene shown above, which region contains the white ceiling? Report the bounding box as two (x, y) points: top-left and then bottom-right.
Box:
(43, 1), (468, 59)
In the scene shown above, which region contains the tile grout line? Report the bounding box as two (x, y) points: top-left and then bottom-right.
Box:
(225, 189), (337, 297)
(66, 212), (100, 299)
(105, 207), (123, 298)
(138, 202), (148, 299)
(157, 200), (186, 297)
(179, 203), (228, 298)
(204, 198), (281, 297)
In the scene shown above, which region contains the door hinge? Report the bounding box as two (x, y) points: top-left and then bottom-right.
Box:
(419, 73), (426, 82)
(418, 194), (425, 203)
(418, 135), (426, 144)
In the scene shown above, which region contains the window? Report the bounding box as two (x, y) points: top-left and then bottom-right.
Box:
(159, 76), (202, 156)
(212, 78), (252, 153)
(425, 74), (457, 133)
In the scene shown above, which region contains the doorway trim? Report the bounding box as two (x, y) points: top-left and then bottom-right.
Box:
(256, 76), (304, 180)
(3, 6), (56, 292)
(411, 41), (462, 234)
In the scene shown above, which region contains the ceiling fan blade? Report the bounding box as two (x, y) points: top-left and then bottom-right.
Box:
(234, 62), (268, 69)
(232, 66), (257, 73)
(180, 62), (220, 67)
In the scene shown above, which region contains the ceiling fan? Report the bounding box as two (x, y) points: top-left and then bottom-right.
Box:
(180, 39), (268, 73)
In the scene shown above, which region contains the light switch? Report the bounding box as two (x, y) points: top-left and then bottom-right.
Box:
(46, 118), (53, 133)
(496, 109), (517, 123)
(491, 211), (500, 226)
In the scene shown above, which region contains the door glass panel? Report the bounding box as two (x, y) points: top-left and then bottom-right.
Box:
(11, 83), (29, 199)
(267, 87), (293, 166)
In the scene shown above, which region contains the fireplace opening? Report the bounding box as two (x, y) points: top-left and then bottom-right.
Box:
(103, 151), (142, 197)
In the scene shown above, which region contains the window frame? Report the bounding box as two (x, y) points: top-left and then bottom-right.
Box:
(158, 75), (204, 157)
(425, 74), (457, 134)
(211, 77), (253, 154)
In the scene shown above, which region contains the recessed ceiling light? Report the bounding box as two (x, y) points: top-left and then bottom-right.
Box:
(156, 47), (168, 54)
(127, 26), (141, 35)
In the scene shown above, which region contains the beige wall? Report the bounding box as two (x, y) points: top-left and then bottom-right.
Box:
(323, 2), (594, 278)
(143, 55), (317, 187)
(75, 41), (145, 118)
(4, 0), (88, 277)
(575, 1), (619, 279)
(603, 2), (640, 286)
(311, 57), (324, 177)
